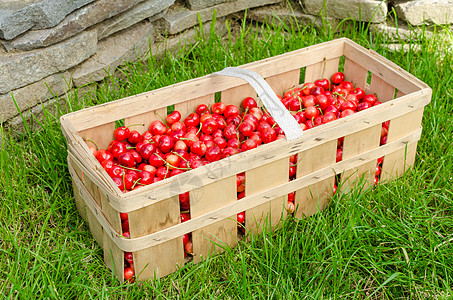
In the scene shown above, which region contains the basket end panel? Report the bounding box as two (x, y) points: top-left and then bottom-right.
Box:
(380, 108), (425, 182)
(103, 231), (124, 283)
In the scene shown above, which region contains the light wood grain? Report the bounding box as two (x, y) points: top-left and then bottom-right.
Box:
(119, 129), (423, 252)
(191, 176), (237, 263)
(72, 179), (87, 221)
(265, 69), (301, 97)
(245, 158), (289, 235)
(381, 108), (424, 182)
(79, 122), (115, 151)
(124, 108), (166, 135)
(221, 83), (257, 109)
(344, 58), (368, 89)
(103, 231), (124, 283)
(341, 125), (381, 191)
(128, 196), (180, 238)
(86, 207), (104, 247)
(368, 74), (396, 102)
(305, 57), (340, 83)
(294, 140), (337, 218)
(133, 238), (184, 281)
(175, 94), (215, 120)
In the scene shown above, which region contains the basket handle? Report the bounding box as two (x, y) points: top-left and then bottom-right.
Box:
(213, 67), (303, 141)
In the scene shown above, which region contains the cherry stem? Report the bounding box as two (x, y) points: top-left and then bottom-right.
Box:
(155, 112), (170, 128)
(126, 123), (145, 129)
(85, 139), (99, 150)
(120, 165), (141, 172)
(196, 123), (202, 136)
(333, 92), (347, 101)
(236, 107), (249, 130)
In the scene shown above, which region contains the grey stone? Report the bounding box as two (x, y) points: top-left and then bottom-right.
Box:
(395, 0), (453, 26)
(0, 71), (71, 122)
(187, 0), (230, 11)
(382, 43), (422, 52)
(96, 0), (174, 40)
(0, 0), (95, 40)
(4, 95), (68, 135)
(0, 30), (97, 94)
(71, 21), (155, 87)
(303, 0), (387, 23)
(161, 0), (281, 35)
(246, 3), (340, 28)
(370, 20), (433, 42)
(2, 0), (148, 52)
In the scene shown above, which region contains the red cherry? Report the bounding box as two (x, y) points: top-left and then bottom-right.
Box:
(149, 120), (167, 136)
(212, 102), (227, 114)
(237, 212), (245, 224)
(224, 105), (240, 118)
(124, 267), (134, 282)
(114, 126), (130, 141)
(242, 97), (258, 110)
(166, 111), (181, 125)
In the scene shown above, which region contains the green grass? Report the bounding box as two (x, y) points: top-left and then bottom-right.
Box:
(1, 11), (453, 299)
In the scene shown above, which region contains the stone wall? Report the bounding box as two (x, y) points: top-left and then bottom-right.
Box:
(0, 0), (452, 128)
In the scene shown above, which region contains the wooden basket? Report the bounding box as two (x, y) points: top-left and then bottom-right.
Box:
(60, 38), (431, 282)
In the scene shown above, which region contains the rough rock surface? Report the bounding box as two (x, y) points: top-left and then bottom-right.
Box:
(187, 0), (230, 11)
(0, 30), (97, 94)
(303, 0), (387, 23)
(0, 0), (95, 40)
(0, 71), (71, 122)
(96, 0), (173, 40)
(395, 0), (453, 26)
(71, 21), (155, 87)
(2, 0), (148, 52)
(370, 20), (433, 42)
(246, 3), (339, 28)
(162, 0), (281, 35)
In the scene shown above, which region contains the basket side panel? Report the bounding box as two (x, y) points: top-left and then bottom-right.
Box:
(103, 231), (124, 283)
(344, 58), (368, 90)
(245, 157), (289, 235)
(128, 196), (180, 237)
(124, 108), (167, 135)
(134, 238), (184, 280)
(128, 196), (183, 280)
(191, 176), (237, 263)
(174, 94), (215, 120)
(304, 58), (340, 83)
(341, 125), (381, 191)
(221, 84), (257, 108)
(294, 140), (337, 218)
(381, 108), (424, 181)
(265, 69), (300, 97)
(368, 74), (397, 102)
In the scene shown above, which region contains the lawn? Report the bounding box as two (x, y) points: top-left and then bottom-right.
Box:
(1, 13), (452, 299)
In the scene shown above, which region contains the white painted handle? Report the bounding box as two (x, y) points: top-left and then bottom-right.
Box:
(213, 67), (303, 141)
